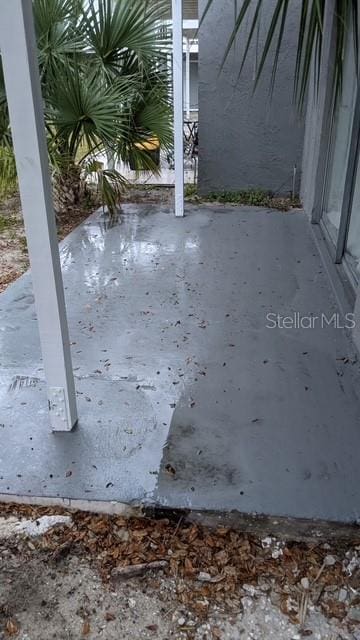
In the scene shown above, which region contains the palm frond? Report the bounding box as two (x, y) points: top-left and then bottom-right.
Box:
(134, 99), (173, 150)
(46, 67), (135, 158)
(293, 0), (324, 107)
(84, 0), (170, 79)
(33, 0), (80, 26)
(1, 1), (172, 210)
(33, 0), (85, 84)
(121, 144), (162, 174)
(83, 159), (126, 214)
(201, 0), (359, 107)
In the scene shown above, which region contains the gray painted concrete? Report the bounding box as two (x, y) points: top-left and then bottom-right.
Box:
(1, 204), (360, 523)
(198, 0), (304, 195)
(299, 2), (360, 359)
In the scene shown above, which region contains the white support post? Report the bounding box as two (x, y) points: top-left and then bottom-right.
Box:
(185, 37), (191, 120)
(0, 0), (78, 432)
(172, 0), (184, 217)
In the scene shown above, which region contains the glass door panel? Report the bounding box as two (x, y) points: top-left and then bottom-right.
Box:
(345, 148), (360, 280)
(322, 25), (357, 246)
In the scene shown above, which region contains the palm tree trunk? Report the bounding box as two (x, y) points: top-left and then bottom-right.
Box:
(52, 164), (85, 216)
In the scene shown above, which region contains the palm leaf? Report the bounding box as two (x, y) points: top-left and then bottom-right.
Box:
(33, 0), (85, 84)
(218, 0), (254, 66)
(83, 0), (170, 79)
(134, 99), (173, 150)
(296, 0), (324, 107)
(84, 159), (126, 215)
(253, 0), (290, 92)
(236, 0), (263, 80)
(201, 0), (359, 107)
(46, 67), (135, 158)
(1, 0), (173, 210)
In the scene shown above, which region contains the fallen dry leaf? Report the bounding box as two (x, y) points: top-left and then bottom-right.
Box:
(0, 500), (357, 630)
(5, 619), (19, 636)
(82, 620), (91, 636)
(105, 612), (116, 622)
(184, 557), (195, 576)
(165, 464), (176, 476)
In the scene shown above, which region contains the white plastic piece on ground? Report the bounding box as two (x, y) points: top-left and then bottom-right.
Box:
(261, 536), (284, 559)
(0, 515), (72, 539)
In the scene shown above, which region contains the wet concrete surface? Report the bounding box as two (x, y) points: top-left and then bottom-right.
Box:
(1, 204), (360, 523)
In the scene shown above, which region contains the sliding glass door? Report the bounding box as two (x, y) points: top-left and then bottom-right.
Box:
(344, 130), (360, 279)
(322, 23), (357, 248)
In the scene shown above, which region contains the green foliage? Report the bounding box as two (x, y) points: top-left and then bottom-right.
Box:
(0, 0), (173, 214)
(185, 186), (300, 210)
(200, 1), (358, 108)
(83, 159), (127, 212)
(185, 187), (269, 205)
(206, 189), (268, 205)
(184, 184), (198, 198)
(0, 148), (17, 199)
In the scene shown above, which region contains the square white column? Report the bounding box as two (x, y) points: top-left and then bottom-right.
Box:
(0, 0), (78, 431)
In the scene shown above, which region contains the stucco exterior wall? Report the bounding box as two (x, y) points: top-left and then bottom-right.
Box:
(198, 0), (304, 195)
(183, 56), (199, 111)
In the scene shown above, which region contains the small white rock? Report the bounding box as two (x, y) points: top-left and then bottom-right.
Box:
(300, 577), (310, 590)
(241, 596), (254, 610)
(115, 528), (129, 542)
(178, 617), (186, 626)
(197, 571), (212, 582)
(324, 554), (336, 566)
(242, 584), (257, 597)
(348, 606), (360, 622)
(261, 536), (273, 548)
(128, 598), (136, 609)
(338, 588), (348, 602)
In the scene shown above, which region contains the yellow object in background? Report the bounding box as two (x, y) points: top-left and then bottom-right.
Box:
(134, 137), (160, 152)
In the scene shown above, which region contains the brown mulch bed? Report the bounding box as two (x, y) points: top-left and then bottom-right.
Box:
(1, 502), (359, 631)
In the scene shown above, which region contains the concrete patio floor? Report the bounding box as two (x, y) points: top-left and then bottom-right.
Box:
(1, 203), (360, 525)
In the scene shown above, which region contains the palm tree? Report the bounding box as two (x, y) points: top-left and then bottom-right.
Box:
(0, 0), (173, 214)
(201, 0), (358, 107)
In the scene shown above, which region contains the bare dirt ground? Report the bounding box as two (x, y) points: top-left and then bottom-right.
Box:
(0, 503), (359, 639)
(0, 195), (28, 293)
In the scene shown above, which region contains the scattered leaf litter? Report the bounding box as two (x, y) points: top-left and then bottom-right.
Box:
(0, 503), (359, 639)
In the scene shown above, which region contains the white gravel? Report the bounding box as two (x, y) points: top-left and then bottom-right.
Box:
(0, 552), (355, 640)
